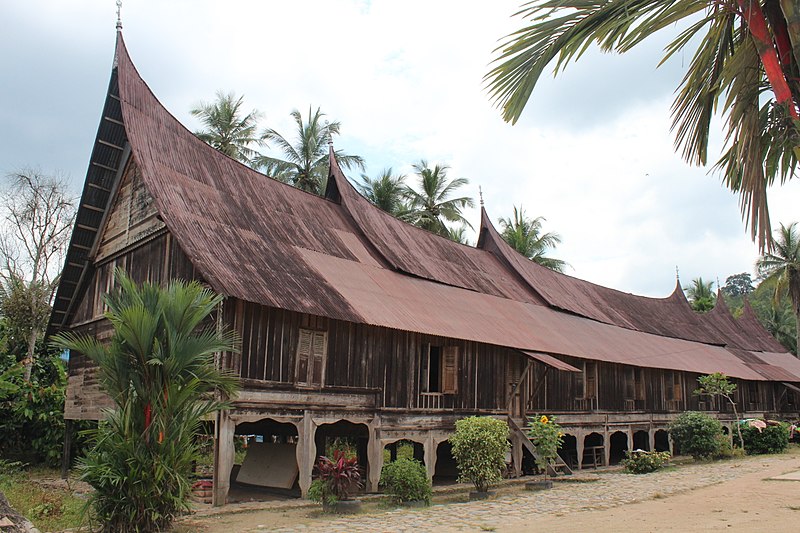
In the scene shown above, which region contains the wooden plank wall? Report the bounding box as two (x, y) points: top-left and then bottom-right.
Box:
(231, 300), (520, 411)
(65, 232), (197, 420)
(524, 356), (790, 415)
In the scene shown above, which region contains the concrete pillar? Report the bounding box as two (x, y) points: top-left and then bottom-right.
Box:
(212, 411), (235, 506)
(423, 435), (438, 481)
(576, 431), (585, 470)
(366, 419), (383, 493)
(649, 430), (655, 452)
(296, 410), (317, 498)
(603, 431), (610, 467)
(627, 430), (633, 454)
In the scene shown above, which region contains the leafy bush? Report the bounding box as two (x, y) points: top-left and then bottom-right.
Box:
(449, 416), (509, 493)
(669, 412), (724, 459)
(310, 451), (363, 505)
(739, 423), (790, 455)
(621, 450), (671, 474)
(380, 458), (432, 504)
(0, 353), (90, 467)
(527, 415), (563, 478)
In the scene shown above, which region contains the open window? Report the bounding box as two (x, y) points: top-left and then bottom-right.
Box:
(295, 328), (327, 386)
(420, 344), (458, 394)
(624, 367), (645, 408)
(664, 371), (682, 410)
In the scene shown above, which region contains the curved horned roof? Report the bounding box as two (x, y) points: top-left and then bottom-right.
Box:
(49, 33), (799, 382)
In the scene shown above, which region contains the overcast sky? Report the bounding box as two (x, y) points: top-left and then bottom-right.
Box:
(2, 1), (798, 297)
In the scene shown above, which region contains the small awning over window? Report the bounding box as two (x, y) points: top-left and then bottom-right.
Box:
(519, 350), (581, 372)
(783, 382), (800, 394)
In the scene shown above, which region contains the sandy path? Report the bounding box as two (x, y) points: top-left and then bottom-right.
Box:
(182, 452), (800, 532)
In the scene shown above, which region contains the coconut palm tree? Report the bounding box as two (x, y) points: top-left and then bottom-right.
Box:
(499, 206), (568, 273)
(404, 161), (474, 237)
(255, 107), (365, 195)
(685, 277), (716, 313)
(190, 91), (263, 165)
(51, 272), (239, 532)
(356, 168), (410, 217)
(762, 301), (797, 354)
(446, 225), (472, 245)
(757, 222), (800, 354)
(485, 0), (800, 251)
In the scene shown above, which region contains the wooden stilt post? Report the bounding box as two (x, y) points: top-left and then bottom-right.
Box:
(212, 411), (235, 506)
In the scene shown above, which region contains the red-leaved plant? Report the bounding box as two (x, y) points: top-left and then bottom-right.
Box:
(314, 450), (363, 501)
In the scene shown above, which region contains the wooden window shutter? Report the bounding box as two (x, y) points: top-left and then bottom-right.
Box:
(311, 331), (327, 386)
(296, 329), (313, 383)
(442, 346), (458, 393)
(586, 362), (597, 398)
(673, 372), (682, 401)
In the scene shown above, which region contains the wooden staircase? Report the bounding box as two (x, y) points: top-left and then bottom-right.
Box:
(508, 417), (573, 476)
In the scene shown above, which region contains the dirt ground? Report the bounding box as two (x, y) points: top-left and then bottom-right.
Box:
(506, 464), (800, 532)
(181, 453), (800, 532)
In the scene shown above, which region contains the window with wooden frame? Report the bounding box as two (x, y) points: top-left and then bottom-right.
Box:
(295, 328), (327, 386)
(577, 361), (597, 399)
(665, 371), (682, 401)
(623, 367), (645, 400)
(420, 344), (458, 394)
(747, 381), (759, 409)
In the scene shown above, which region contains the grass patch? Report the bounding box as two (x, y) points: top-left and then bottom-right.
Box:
(0, 463), (87, 532)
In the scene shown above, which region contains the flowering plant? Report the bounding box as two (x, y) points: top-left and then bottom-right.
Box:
(527, 414), (564, 479)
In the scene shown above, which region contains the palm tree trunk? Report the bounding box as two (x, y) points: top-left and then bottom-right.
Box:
(739, 0), (799, 117)
(796, 310), (800, 358)
(779, 0), (800, 68)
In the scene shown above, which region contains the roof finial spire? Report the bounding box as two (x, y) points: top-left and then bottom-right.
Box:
(479, 186), (484, 207)
(675, 265), (680, 282)
(116, 0), (123, 31)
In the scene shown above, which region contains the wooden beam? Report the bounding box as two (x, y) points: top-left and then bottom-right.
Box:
(91, 161), (119, 173)
(97, 139), (125, 151)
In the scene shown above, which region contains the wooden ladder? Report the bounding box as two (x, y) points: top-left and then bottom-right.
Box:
(508, 417), (573, 476)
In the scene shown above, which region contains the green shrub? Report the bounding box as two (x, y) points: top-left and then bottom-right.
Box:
(0, 354), (91, 467)
(668, 412), (724, 459)
(739, 423), (790, 455)
(449, 416), (509, 493)
(380, 458), (431, 504)
(621, 450), (671, 474)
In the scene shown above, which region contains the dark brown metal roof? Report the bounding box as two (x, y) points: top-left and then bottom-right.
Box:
(49, 33), (799, 383)
(326, 155), (545, 304)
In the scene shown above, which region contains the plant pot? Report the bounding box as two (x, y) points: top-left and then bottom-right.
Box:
(323, 499), (362, 514)
(469, 490), (495, 501)
(190, 479), (213, 504)
(525, 479), (553, 491)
